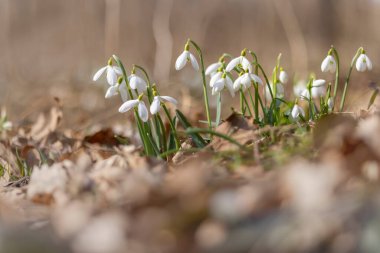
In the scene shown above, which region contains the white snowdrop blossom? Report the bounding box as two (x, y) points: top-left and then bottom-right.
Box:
(150, 95), (178, 115)
(105, 78), (129, 102)
(233, 72), (263, 91)
(93, 58), (122, 85)
(118, 96), (149, 122)
(300, 79), (326, 99)
(128, 74), (147, 94)
(205, 62), (223, 76)
(291, 104), (305, 121)
(210, 72), (223, 87)
(356, 52), (372, 72)
(321, 55), (336, 73)
(212, 73), (235, 97)
(279, 69), (289, 84)
(293, 80), (307, 97)
(226, 49), (252, 73)
(175, 44), (199, 71)
(265, 82), (285, 101)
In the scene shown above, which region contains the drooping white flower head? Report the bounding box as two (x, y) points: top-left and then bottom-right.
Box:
(291, 103), (305, 121)
(118, 95), (149, 122)
(265, 81), (285, 101)
(299, 79), (326, 99)
(175, 43), (199, 71)
(105, 77), (130, 102)
(150, 95), (178, 115)
(356, 50), (372, 72)
(225, 49), (252, 73)
(128, 70), (147, 94)
(293, 80), (307, 97)
(210, 71), (223, 88)
(212, 72), (235, 97)
(93, 58), (122, 85)
(321, 54), (336, 73)
(233, 71), (263, 92)
(279, 68), (289, 84)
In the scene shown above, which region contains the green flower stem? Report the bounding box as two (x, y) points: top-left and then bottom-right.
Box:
(257, 63), (274, 100)
(186, 128), (249, 151)
(240, 89), (245, 115)
(189, 39), (212, 130)
(134, 64), (153, 103)
(254, 83), (260, 123)
(241, 89), (253, 117)
(112, 55), (134, 99)
(330, 47), (340, 111)
(163, 104), (180, 150)
(134, 110), (152, 155)
(216, 92), (222, 126)
(339, 47), (363, 112)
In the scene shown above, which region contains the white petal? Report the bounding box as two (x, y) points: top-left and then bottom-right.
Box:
(313, 79), (326, 87)
(321, 55), (333, 73)
(241, 57), (252, 72)
(150, 97), (161, 115)
(93, 66), (107, 81)
(135, 76), (147, 93)
(225, 77), (235, 97)
(356, 54), (366, 72)
(210, 72), (222, 87)
(300, 89), (310, 100)
(365, 55), (373, 70)
(225, 57), (240, 72)
(113, 66), (123, 75)
(294, 81), (306, 96)
(118, 82), (129, 102)
(291, 105), (299, 119)
(138, 101), (149, 122)
(175, 51), (189, 71)
(105, 85), (119, 98)
(106, 66), (117, 85)
(205, 62), (222, 76)
(233, 76), (244, 91)
(312, 86), (325, 98)
(276, 83), (285, 97)
(279, 71), (289, 84)
(189, 53), (199, 71)
(250, 73), (263, 85)
(160, 96), (178, 105)
(118, 99), (139, 113)
(213, 80), (225, 94)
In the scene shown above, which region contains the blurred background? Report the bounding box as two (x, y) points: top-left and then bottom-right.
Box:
(0, 0), (379, 128)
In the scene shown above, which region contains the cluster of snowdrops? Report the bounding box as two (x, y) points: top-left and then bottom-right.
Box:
(93, 39), (374, 157)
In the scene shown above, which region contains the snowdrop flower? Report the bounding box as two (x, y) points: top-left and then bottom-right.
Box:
(293, 80), (307, 97)
(212, 72), (235, 97)
(0, 109), (12, 132)
(300, 79), (326, 99)
(118, 94), (149, 122)
(233, 71), (263, 91)
(150, 94), (178, 115)
(356, 50), (372, 72)
(265, 81), (284, 101)
(321, 54), (336, 73)
(291, 103), (305, 121)
(105, 77), (129, 102)
(128, 69), (147, 94)
(279, 68), (289, 84)
(206, 56), (225, 76)
(209, 71), (222, 87)
(226, 49), (252, 73)
(175, 43), (199, 71)
(93, 58), (122, 85)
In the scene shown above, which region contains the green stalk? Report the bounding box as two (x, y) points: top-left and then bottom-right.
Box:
(339, 47), (363, 112)
(163, 105), (180, 150)
(112, 55), (134, 99)
(254, 82), (259, 123)
(216, 92), (222, 126)
(188, 39), (212, 130)
(330, 47), (340, 111)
